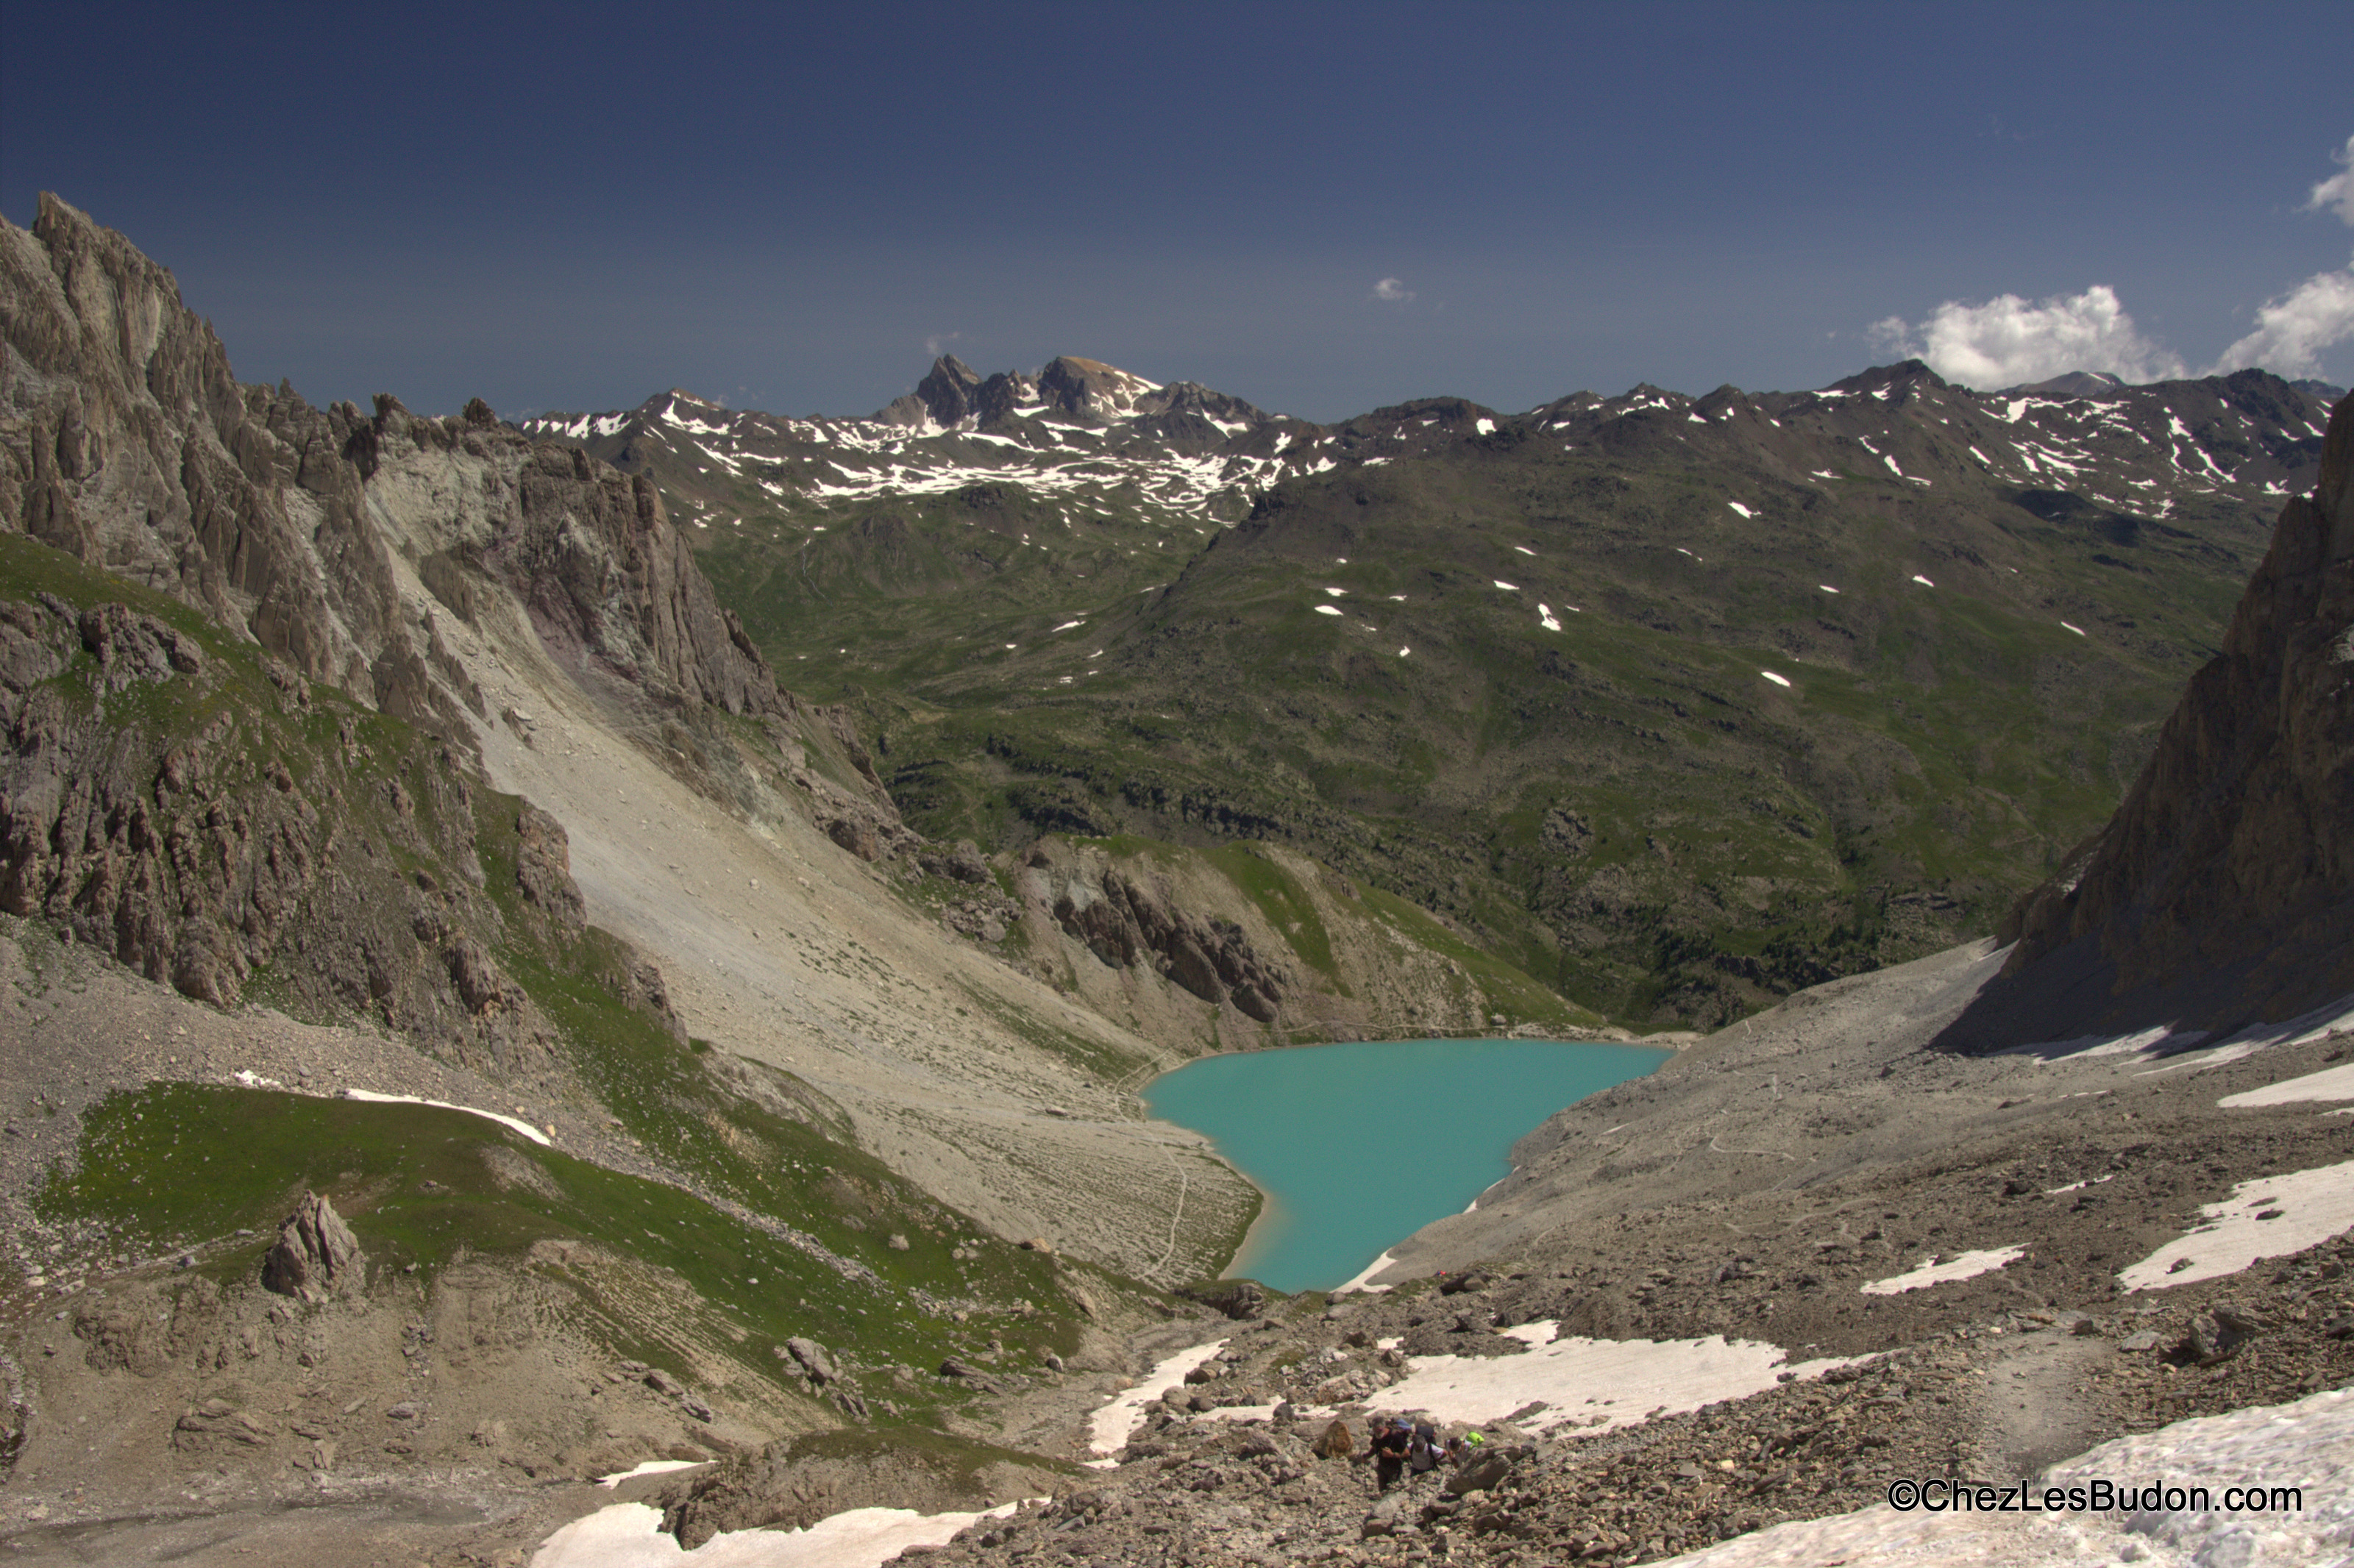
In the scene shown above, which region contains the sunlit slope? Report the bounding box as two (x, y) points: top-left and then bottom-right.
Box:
(811, 371), (2317, 1026)
(540, 357), (2327, 1027)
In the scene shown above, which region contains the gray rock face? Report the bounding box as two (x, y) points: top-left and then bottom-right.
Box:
(0, 197), (759, 1060)
(262, 1191), (366, 1303)
(1023, 838), (1290, 1021)
(909, 354), (984, 428)
(1, 196), (790, 735)
(0, 592), (588, 1063)
(513, 805), (587, 937)
(1963, 390), (2354, 1041)
(1, 196), (408, 704)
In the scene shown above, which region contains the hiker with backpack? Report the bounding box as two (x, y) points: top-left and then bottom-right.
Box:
(1407, 1419), (1443, 1480)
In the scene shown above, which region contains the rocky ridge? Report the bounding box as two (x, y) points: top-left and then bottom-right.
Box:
(531, 356), (2332, 549)
(1975, 387), (2354, 1040)
(2, 193), (788, 733)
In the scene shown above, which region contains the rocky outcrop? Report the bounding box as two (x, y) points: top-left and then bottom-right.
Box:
(1, 195), (413, 705)
(513, 804), (587, 937)
(0, 585), (591, 1065)
(479, 439), (787, 720)
(1, 195), (789, 736)
(1950, 391), (2354, 1044)
(0, 198), (747, 1063)
(1018, 839), (1288, 1021)
(262, 1191), (367, 1303)
(876, 354), (986, 430)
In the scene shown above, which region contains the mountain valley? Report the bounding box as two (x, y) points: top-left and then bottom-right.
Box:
(535, 353), (2333, 1027)
(1, 195), (2350, 1568)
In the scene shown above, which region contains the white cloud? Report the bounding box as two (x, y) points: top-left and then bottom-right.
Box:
(1868, 285), (2186, 389)
(2209, 257), (2354, 377)
(924, 331), (962, 357)
(1371, 277), (1415, 303)
(1865, 139), (2354, 390)
(2304, 134), (2354, 227)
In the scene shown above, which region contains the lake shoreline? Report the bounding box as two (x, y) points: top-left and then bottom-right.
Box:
(1145, 1036), (1672, 1293)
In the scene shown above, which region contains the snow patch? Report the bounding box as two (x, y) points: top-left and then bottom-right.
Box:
(341, 1088), (550, 1145)
(1493, 580), (1519, 591)
(1087, 1341), (1229, 1456)
(1860, 1246), (2024, 1295)
(596, 1460), (707, 1489)
(1473, 418), (1496, 435)
(1366, 1324), (1855, 1436)
(1654, 1387), (2354, 1568)
(528, 1499), (1026, 1568)
(1314, 605), (1343, 616)
(2119, 1158), (2354, 1291)
(1759, 671), (1792, 688)
(1334, 1250), (1398, 1295)
(1911, 574), (1935, 587)
(1818, 585), (1841, 595)
(1727, 502), (1753, 518)
(2060, 621), (2085, 636)
(2222, 1061), (2354, 1111)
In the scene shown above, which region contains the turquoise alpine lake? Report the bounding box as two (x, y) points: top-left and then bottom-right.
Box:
(1141, 1037), (1667, 1294)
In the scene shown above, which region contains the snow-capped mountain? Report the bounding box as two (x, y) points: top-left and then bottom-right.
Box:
(525, 357), (2335, 553)
(522, 354), (1329, 533)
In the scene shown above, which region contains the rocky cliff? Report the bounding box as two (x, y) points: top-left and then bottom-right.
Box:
(0, 195), (807, 1052)
(0, 544), (674, 1072)
(1, 194), (788, 735)
(1946, 390), (2354, 1045)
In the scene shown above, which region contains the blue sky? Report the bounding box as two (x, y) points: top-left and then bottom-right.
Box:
(4, 1), (2349, 421)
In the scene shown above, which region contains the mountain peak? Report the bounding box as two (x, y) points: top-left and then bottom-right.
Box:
(1827, 360), (1950, 398)
(2003, 370), (2127, 398)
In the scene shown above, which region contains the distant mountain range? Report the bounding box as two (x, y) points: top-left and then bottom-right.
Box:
(525, 354), (2335, 546)
(524, 355), (2334, 1025)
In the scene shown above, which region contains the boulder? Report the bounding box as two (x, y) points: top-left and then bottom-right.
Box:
(261, 1191), (367, 1303)
(1454, 1450), (1513, 1495)
(784, 1336), (836, 1384)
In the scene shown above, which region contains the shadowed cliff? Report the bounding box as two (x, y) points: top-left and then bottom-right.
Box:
(1938, 391), (2353, 1050)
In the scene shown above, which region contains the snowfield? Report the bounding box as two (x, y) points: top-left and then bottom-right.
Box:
(1085, 1339), (1231, 1456)
(1364, 1321), (1857, 1436)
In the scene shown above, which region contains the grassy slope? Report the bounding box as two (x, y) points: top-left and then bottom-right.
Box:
(3, 532), (1157, 1418)
(661, 419), (2267, 1027)
(32, 1083), (1088, 1418)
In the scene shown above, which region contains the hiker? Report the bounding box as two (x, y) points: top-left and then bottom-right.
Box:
(1407, 1419), (1443, 1479)
(1368, 1416), (1412, 1491)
